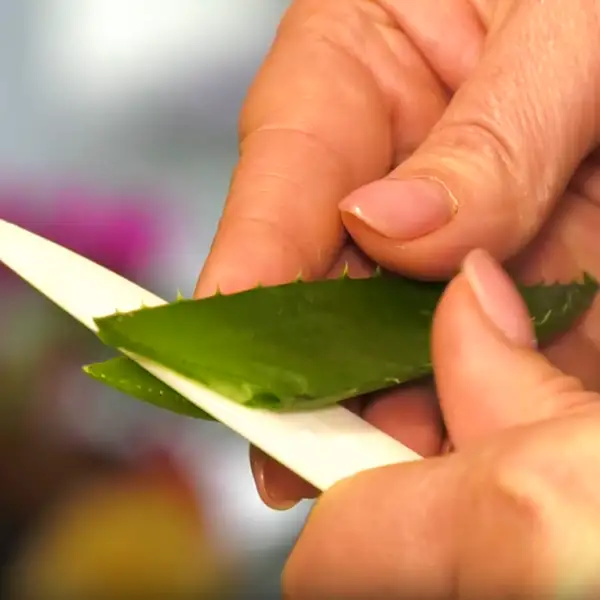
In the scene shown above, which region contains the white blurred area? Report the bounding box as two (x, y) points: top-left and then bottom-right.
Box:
(0, 0), (313, 594)
(36, 0), (282, 131)
(0, 0), (287, 284)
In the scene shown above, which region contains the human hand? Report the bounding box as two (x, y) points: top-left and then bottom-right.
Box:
(195, 0), (600, 507)
(283, 250), (600, 599)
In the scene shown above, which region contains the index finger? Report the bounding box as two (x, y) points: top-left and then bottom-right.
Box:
(194, 2), (392, 297)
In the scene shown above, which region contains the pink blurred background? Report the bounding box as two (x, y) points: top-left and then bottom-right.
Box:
(0, 2), (310, 598)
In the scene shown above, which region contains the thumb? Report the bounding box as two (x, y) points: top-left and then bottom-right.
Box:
(433, 249), (596, 447)
(340, 2), (600, 278)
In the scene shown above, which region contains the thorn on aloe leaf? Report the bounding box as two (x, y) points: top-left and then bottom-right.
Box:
(87, 273), (598, 420)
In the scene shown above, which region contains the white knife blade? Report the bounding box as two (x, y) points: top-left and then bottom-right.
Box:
(0, 218), (421, 491)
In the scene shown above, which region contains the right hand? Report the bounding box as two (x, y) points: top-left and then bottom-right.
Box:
(283, 251), (600, 598)
(195, 0), (600, 509)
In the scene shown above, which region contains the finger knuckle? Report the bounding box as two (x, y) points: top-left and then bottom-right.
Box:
(452, 448), (560, 593)
(487, 448), (559, 540)
(423, 115), (542, 236)
(437, 117), (526, 197)
(475, 434), (585, 563)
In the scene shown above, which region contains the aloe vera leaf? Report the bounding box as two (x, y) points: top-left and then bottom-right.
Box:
(87, 273), (598, 416)
(84, 357), (212, 419)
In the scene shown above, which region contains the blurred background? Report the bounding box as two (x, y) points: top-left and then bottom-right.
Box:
(0, 1), (314, 598)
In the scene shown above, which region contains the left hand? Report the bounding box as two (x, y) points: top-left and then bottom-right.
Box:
(282, 250), (600, 599)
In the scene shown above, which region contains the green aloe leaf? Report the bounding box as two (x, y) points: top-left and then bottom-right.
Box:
(84, 273), (598, 420)
(84, 357), (211, 419)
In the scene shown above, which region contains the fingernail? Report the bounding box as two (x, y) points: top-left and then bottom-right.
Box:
(339, 178), (457, 240)
(462, 249), (536, 348)
(250, 448), (299, 511)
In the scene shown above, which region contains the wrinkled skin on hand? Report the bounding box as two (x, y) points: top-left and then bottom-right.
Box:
(195, 0), (600, 595)
(282, 252), (600, 598)
(196, 0), (600, 504)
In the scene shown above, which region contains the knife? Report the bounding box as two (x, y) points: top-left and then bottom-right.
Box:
(0, 218), (421, 491)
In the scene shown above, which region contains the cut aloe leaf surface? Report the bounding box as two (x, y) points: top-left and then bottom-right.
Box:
(85, 273), (598, 419)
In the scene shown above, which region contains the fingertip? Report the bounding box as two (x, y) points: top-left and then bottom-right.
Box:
(247, 399), (363, 510)
(249, 446), (318, 511)
(461, 249), (536, 348)
(194, 217), (321, 299)
(431, 253), (583, 445)
(339, 178), (466, 279)
(339, 178), (456, 242)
